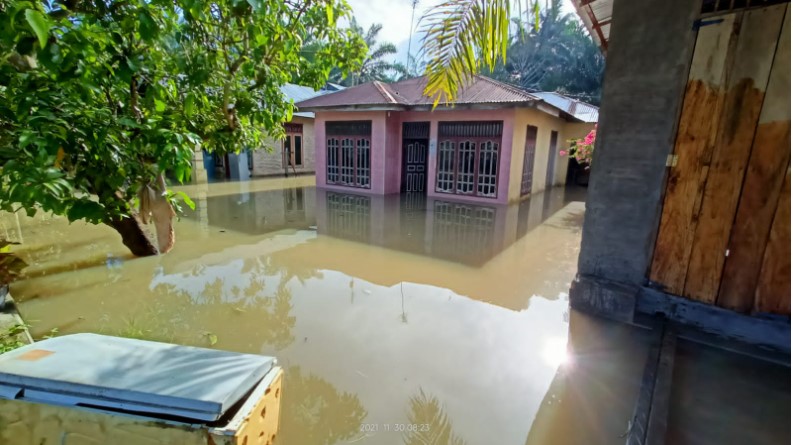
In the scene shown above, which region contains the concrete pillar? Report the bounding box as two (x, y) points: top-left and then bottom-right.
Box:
(191, 147), (208, 184)
(570, 0), (701, 321)
(227, 151), (251, 181)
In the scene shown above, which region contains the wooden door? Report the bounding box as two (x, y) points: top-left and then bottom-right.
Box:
(402, 122), (430, 193)
(545, 131), (558, 189)
(650, 4), (790, 314)
(402, 139), (428, 193)
(521, 125), (538, 196)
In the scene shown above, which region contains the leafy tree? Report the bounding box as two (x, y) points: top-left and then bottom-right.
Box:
(394, 54), (426, 81)
(330, 18), (404, 85)
(0, 0), (366, 256)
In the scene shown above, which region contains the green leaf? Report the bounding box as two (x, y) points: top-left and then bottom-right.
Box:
(246, 0), (261, 11)
(184, 94), (195, 116)
(204, 332), (218, 346)
(66, 200), (106, 224)
(154, 99), (166, 112)
(25, 9), (51, 48)
(175, 191), (195, 210)
(138, 10), (157, 41)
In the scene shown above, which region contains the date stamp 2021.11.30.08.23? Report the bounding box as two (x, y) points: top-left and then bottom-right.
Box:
(360, 423), (431, 434)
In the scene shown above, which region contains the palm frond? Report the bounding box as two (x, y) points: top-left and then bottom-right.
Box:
(368, 42), (398, 62)
(365, 23), (384, 47)
(420, 0), (549, 105)
(419, 0), (511, 106)
(403, 388), (468, 445)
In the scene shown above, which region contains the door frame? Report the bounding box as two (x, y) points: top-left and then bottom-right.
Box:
(401, 122), (431, 193)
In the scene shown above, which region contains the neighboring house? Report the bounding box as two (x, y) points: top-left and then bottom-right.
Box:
(295, 75), (598, 204)
(204, 83), (333, 180)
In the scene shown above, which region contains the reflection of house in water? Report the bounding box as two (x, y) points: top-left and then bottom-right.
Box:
(193, 187), (317, 235)
(315, 187), (582, 267)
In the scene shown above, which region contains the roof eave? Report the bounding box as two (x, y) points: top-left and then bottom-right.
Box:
(405, 101), (534, 111)
(295, 104), (407, 112)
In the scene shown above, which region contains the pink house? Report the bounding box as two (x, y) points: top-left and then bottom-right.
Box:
(296, 76), (597, 204)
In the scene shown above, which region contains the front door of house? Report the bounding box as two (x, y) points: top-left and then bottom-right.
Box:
(402, 122), (430, 193)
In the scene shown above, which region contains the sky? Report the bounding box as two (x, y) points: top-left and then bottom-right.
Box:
(344, 0), (582, 66)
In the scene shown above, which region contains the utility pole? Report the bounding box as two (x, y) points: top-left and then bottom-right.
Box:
(406, 0), (419, 73)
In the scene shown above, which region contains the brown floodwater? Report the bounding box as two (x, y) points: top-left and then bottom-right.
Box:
(2, 177), (655, 445)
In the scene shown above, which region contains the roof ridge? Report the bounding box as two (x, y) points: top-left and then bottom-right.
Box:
(372, 80), (399, 104)
(474, 75), (538, 100)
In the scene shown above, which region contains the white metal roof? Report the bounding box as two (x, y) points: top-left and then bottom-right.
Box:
(534, 92), (599, 123)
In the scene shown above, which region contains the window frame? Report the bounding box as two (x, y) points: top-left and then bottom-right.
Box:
(283, 123), (304, 168)
(325, 121), (372, 189)
(435, 121), (503, 199)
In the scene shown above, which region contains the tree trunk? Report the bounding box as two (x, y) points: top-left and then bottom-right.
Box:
(107, 215), (158, 257)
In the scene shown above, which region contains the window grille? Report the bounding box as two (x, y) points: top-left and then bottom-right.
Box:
(325, 121), (372, 189)
(435, 121), (503, 198)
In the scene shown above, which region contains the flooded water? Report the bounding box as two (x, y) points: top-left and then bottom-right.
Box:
(1, 177), (653, 445)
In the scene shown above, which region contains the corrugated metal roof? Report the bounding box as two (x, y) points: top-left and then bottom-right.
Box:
(296, 75), (540, 110)
(281, 83), (328, 102)
(533, 92), (599, 123)
(280, 83), (330, 118)
(295, 76), (599, 122)
(293, 81), (409, 108)
(572, 0), (613, 51)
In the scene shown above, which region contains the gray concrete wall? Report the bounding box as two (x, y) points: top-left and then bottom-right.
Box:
(572, 0), (701, 319)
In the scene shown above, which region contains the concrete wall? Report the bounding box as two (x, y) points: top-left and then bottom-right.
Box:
(400, 108), (517, 204)
(384, 112), (402, 194)
(507, 109), (593, 202)
(314, 110), (389, 194)
(571, 0), (701, 319)
(252, 116), (316, 177)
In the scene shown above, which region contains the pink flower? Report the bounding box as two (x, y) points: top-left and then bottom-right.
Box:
(559, 150), (567, 156)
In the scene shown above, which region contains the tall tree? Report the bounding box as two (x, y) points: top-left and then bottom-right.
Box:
(0, 0), (366, 256)
(330, 18), (404, 85)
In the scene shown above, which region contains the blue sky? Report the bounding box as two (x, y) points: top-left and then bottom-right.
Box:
(344, 0), (582, 67)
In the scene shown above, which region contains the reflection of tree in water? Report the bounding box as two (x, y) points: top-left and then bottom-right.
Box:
(130, 254), (325, 351)
(278, 366), (367, 445)
(245, 255), (323, 294)
(403, 389), (467, 445)
(148, 279), (296, 351)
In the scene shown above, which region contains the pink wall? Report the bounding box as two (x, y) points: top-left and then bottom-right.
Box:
(314, 108), (516, 204)
(314, 110), (388, 194)
(384, 112), (402, 194)
(398, 109), (516, 205)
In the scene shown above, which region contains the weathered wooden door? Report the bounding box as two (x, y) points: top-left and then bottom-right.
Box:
(650, 4), (790, 314)
(521, 125), (538, 196)
(402, 122), (430, 193)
